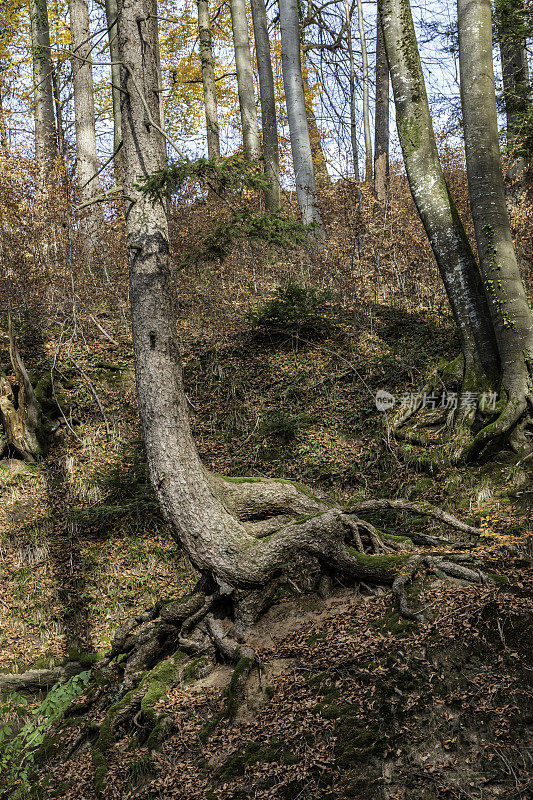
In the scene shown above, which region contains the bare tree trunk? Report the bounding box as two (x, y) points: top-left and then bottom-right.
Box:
(301, 53), (331, 186)
(229, 0), (260, 159)
(379, 0), (499, 382)
(69, 0), (103, 246)
(344, 0), (360, 181)
(374, 12), (389, 200)
(494, 0), (532, 183)
(250, 0), (280, 209)
(110, 0), (494, 684)
(457, 0), (533, 457)
(105, 0), (124, 184)
(0, 90), (8, 156)
(356, 0), (372, 180)
(29, 0), (58, 183)
(279, 0), (324, 234)
(197, 0), (220, 160)
(51, 64), (66, 160)
(0, 317), (42, 462)
(149, 0), (167, 169)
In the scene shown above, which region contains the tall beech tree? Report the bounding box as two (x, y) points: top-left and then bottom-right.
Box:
(374, 13), (389, 200)
(105, 0), (124, 183)
(29, 0), (58, 182)
(250, 0), (280, 209)
(229, 0), (261, 159)
(197, 0), (220, 160)
(69, 0), (103, 233)
(494, 0), (532, 182)
(344, 0), (360, 181)
(356, 0), (372, 179)
(108, 0), (492, 709)
(381, 0), (532, 459)
(457, 0), (533, 458)
(279, 0), (324, 233)
(379, 0), (498, 387)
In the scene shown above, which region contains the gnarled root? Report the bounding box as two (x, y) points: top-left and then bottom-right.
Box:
(390, 354), (533, 464)
(76, 476), (494, 795)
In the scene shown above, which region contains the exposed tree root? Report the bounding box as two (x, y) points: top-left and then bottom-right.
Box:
(0, 661), (88, 693)
(29, 476), (495, 797)
(390, 355), (533, 464)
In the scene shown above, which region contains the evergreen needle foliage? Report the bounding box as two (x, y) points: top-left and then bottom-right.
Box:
(137, 156), (312, 266)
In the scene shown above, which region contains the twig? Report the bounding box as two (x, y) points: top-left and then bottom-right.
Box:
(90, 316), (120, 347)
(80, 142), (123, 190)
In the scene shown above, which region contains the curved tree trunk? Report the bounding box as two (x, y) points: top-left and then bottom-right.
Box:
(116, 0), (488, 639)
(374, 12), (389, 201)
(356, 0), (372, 180)
(229, 0), (261, 159)
(279, 0), (324, 234)
(29, 0), (58, 184)
(457, 0), (533, 457)
(197, 0), (220, 160)
(379, 0), (499, 382)
(69, 0), (103, 244)
(105, 0), (124, 185)
(250, 0), (280, 209)
(494, 0), (532, 184)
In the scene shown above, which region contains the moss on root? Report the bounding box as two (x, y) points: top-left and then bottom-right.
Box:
(346, 549), (409, 569)
(226, 657), (254, 721)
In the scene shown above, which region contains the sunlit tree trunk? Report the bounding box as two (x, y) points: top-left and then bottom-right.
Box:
(69, 0), (102, 225)
(0, 90), (9, 156)
(149, 0), (167, 169)
(356, 0), (372, 180)
(197, 0), (220, 160)
(105, 0), (124, 184)
(279, 0), (324, 234)
(229, 0), (260, 159)
(51, 64), (66, 160)
(250, 0), (280, 208)
(29, 0), (58, 183)
(301, 53), (331, 186)
(457, 0), (533, 455)
(379, 0), (498, 380)
(494, 0), (532, 183)
(374, 12), (389, 200)
(344, 0), (360, 181)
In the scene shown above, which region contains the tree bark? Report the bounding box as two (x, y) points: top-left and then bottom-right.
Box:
(374, 12), (389, 200)
(344, 0), (360, 181)
(114, 0), (491, 655)
(250, 0), (281, 209)
(356, 0), (372, 180)
(148, 0), (167, 169)
(51, 64), (66, 160)
(279, 0), (324, 234)
(0, 90), (9, 156)
(29, 0), (58, 183)
(197, 0), (220, 160)
(0, 317), (42, 462)
(229, 0), (261, 159)
(379, 0), (499, 381)
(457, 0), (533, 456)
(301, 53), (331, 186)
(69, 0), (103, 230)
(494, 0), (532, 183)
(105, 0), (124, 184)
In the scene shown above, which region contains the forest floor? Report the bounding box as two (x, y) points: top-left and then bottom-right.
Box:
(0, 180), (531, 798)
